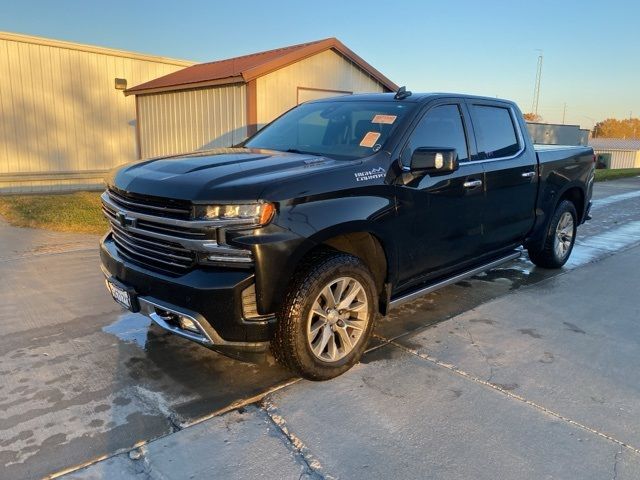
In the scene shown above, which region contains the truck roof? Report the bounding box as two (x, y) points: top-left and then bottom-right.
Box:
(313, 92), (516, 105)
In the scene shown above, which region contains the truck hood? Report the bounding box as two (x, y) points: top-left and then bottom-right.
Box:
(107, 148), (352, 201)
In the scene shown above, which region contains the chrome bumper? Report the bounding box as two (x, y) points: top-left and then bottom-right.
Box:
(138, 296), (269, 352)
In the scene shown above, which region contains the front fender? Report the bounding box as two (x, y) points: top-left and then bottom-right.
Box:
(238, 193), (398, 315)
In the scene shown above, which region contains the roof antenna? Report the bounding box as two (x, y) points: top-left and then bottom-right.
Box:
(394, 86), (412, 100)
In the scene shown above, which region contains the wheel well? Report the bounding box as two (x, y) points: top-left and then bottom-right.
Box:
(315, 232), (388, 295)
(559, 187), (585, 221)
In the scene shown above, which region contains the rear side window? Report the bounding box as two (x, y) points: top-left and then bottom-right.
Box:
(471, 105), (520, 159)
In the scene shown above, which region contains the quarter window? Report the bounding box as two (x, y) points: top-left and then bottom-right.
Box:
(471, 105), (520, 159)
(403, 104), (469, 164)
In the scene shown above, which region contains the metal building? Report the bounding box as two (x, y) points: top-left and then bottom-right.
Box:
(589, 138), (640, 169)
(126, 38), (398, 159)
(0, 31), (193, 193)
(526, 122), (590, 146)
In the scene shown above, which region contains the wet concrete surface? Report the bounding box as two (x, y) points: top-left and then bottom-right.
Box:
(393, 245), (640, 450)
(74, 245), (640, 479)
(1, 176), (640, 479)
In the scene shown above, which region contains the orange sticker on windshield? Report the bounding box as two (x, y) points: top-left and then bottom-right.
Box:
(372, 114), (397, 124)
(360, 131), (381, 148)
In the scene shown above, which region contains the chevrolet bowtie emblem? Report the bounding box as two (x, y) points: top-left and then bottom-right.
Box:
(116, 211), (137, 229)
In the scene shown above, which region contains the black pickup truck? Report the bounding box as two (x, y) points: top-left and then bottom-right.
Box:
(101, 91), (594, 380)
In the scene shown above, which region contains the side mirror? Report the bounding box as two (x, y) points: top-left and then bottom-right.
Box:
(410, 147), (459, 174)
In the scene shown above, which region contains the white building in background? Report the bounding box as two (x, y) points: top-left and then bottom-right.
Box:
(0, 31), (193, 193)
(0, 33), (397, 193)
(125, 37), (397, 159)
(589, 138), (640, 169)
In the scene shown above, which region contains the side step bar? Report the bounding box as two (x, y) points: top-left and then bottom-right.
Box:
(389, 251), (521, 310)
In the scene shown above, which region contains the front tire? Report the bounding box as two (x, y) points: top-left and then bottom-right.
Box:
(528, 200), (577, 268)
(272, 251), (376, 381)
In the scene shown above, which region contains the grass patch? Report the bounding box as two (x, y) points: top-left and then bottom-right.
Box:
(0, 191), (108, 234)
(594, 168), (640, 182)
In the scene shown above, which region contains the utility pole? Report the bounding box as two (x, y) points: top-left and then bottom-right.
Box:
(531, 50), (543, 116)
(562, 103), (567, 124)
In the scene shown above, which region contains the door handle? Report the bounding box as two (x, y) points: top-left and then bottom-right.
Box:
(463, 179), (483, 189)
(521, 171), (536, 178)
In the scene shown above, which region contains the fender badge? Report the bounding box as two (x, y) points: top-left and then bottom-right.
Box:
(354, 167), (386, 182)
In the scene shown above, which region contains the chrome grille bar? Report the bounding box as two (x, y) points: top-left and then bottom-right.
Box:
(107, 188), (191, 216)
(101, 190), (254, 273)
(112, 236), (192, 270)
(111, 230), (194, 263)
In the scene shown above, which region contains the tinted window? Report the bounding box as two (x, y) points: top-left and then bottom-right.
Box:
(471, 105), (520, 159)
(403, 104), (469, 164)
(245, 101), (415, 160)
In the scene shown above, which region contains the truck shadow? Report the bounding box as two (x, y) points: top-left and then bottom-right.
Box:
(368, 258), (556, 359)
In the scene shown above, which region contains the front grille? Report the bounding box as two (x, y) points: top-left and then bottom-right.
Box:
(101, 190), (253, 274)
(107, 188), (192, 220)
(110, 222), (196, 272)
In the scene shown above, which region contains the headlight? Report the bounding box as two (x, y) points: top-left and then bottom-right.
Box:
(193, 202), (275, 225)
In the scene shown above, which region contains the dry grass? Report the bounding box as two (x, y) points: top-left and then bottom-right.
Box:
(594, 168), (640, 182)
(0, 191), (108, 234)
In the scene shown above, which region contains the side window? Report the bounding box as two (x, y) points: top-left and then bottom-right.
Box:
(403, 104), (469, 164)
(471, 105), (520, 159)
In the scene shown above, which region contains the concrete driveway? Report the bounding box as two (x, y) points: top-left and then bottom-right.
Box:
(1, 177), (640, 479)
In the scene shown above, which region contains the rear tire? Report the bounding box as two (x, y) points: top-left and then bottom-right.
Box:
(272, 250), (376, 381)
(528, 200), (577, 268)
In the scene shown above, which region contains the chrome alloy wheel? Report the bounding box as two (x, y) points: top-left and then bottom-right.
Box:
(554, 211), (575, 260)
(307, 277), (369, 362)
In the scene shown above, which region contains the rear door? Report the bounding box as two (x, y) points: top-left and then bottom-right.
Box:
(394, 101), (485, 287)
(466, 102), (538, 252)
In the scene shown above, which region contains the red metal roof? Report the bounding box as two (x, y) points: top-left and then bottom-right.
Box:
(126, 37), (398, 95)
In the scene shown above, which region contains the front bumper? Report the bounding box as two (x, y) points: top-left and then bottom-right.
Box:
(100, 234), (273, 351)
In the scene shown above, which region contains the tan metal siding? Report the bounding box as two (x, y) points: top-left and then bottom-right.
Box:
(0, 32), (192, 193)
(256, 50), (385, 126)
(137, 84), (247, 158)
(594, 149), (640, 169)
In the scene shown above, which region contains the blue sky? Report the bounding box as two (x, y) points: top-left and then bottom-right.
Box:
(2, 0), (638, 129)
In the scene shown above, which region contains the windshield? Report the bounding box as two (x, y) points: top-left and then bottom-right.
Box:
(244, 100), (414, 160)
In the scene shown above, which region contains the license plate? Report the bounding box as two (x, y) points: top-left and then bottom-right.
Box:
(106, 278), (133, 310)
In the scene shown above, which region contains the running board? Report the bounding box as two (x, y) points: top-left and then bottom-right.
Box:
(388, 251), (521, 310)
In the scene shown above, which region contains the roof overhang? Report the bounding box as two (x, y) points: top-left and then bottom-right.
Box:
(125, 37), (398, 96)
(124, 76), (244, 96)
(238, 38), (398, 91)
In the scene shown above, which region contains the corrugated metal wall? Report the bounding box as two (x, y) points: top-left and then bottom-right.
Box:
(136, 84), (247, 158)
(0, 32), (192, 193)
(594, 149), (640, 169)
(256, 50), (385, 126)
(526, 123), (589, 146)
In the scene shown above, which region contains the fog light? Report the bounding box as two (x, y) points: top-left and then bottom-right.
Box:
(178, 316), (199, 333)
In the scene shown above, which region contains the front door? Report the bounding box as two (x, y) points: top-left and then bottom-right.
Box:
(394, 103), (485, 288)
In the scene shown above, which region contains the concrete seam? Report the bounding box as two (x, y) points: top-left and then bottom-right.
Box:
(389, 340), (640, 456)
(47, 379), (302, 478)
(259, 398), (330, 480)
